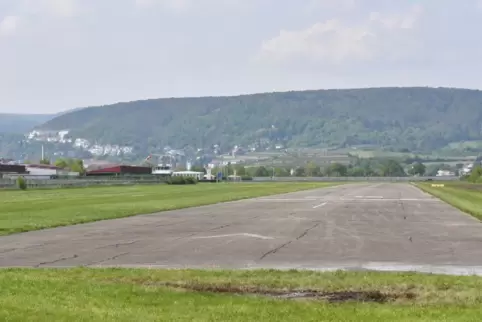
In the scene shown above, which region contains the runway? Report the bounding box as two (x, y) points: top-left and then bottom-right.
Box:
(1, 183), (482, 275)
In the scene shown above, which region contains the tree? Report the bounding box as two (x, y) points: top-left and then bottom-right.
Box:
(274, 167), (290, 176)
(254, 166), (270, 177)
(325, 163), (347, 177)
(55, 158), (69, 169)
(234, 165), (246, 176)
(408, 162), (426, 176)
(347, 167), (366, 177)
(380, 159), (406, 177)
(294, 167), (306, 176)
(39, 158), (50, 165)
(468, 166), (482, 183)
(54, 158), (85, 174)
(305, 161), (321, 177)
(191, 165), (206, 173)
(70, 160), (85, 174)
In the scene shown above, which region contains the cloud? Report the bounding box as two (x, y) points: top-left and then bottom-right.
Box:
(135, 0), (189, 11)
(14, 0), (80, 18)
(369, 4), (423, 30)
(256, 4), (424, 66)
(477, 0), (482, 10)
(257, 19), (376, 65)
(306, 0), (357, 11)
(133, 0), (250, 13)
(45, 0), (79, 17)
(0, 15), (19, 36)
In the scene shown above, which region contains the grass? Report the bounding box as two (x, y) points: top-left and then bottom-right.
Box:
(1, 268), (482, 321)
(0, 182), (340, 236)
(415, 182), (482, 220)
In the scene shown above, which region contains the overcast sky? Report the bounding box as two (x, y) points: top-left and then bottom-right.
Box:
(1, 0), (482, 114)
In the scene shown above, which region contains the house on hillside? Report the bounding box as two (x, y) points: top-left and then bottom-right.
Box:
(436, 169), (456, 177)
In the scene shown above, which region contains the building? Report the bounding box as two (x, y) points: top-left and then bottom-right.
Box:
(171, 171), (204, 180)
(0, 164), (27, 176)
(86, 164), (152, 176)
(436, 169), (456, 177)
(461, 163), (474, 175)
(22, 164), (62, 176)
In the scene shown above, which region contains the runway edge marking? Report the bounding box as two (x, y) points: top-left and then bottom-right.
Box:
(313, 202), (328, 209)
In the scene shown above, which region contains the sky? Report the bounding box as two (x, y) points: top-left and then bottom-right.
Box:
(1, 0), (482, 114)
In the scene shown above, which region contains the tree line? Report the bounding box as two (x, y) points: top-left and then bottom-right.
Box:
(203, 159), (428, 178)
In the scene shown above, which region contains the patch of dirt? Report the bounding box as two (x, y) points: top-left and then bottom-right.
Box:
(156, 282), (415, 304)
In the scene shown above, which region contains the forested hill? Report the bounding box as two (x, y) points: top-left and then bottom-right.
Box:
(36, 87), (482, 153)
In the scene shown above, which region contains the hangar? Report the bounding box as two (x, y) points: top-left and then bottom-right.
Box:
(86, 164), (152, 176)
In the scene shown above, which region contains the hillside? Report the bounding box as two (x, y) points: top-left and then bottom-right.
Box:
(0, 113), (55, 134)
(36, 87), (482, 155)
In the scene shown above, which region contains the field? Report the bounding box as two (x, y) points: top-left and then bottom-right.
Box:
(3, 181), (482, 320)
(1, 268), (482, 321)
(416, 182), (482, 220)
(0, 182), (339, 236)
(226, 147), (475, 169)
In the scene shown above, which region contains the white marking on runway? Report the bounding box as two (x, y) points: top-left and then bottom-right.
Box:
(253, 198), (437, 202)
(355, 195), (384, 199)
(340, 198), (435, 202)
(191, 233), (274, 240)
(255, 198), (318, 201)
(313, 202), (327, 209)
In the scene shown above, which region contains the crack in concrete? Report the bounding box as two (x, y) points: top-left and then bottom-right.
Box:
(260, 221), (321, 261)
(0, 243), (49, 254)
(208, 224), (232, 232)
(152, 220), (192, 228)
(259, 240), (293, 260)
(0, 248), (18, 254)
(95, 240), (139, 250)
(86, 252), (130, 266)
(34, 254), (78, 267)
(296, 222), (321, 240)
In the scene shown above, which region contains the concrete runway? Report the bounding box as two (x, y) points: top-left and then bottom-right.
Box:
(1, 183), (482, 275)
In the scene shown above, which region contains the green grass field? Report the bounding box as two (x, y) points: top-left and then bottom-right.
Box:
(0, 182), (340, 236)
(1, 268), (481, 321)
(416, 182), (482, 220)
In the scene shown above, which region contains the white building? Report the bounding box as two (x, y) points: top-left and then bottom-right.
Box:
(436, 169), (456, 177)
(461, 163), (474, 175)
(171, 171), (204, 180)
(25, 164), (61, 176)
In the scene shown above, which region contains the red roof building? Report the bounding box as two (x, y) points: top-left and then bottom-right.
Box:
(86, 165), (152, 176)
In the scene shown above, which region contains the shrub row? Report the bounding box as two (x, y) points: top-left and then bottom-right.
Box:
(166, 176), (198, 185)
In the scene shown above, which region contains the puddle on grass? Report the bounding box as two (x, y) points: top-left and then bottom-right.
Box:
(158, 282), (415, 304)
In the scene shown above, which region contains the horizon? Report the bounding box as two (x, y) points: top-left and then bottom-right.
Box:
(4, 85), (482, 116)
(2, 0), (482, 114)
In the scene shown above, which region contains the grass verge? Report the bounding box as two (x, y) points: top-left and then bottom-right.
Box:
(415, 182), (482, 220)
(1, 268), (482, 321)
(0, 182), (340, 236)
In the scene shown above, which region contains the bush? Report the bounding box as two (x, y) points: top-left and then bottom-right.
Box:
(241, 176), (253, 181)
(184, 177), (198, 184)
(17, 176), (27, 190)
(166, 176), (198, 185)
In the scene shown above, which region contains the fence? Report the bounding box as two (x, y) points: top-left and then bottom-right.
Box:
(0, 176), (167, 189)
(0, 175), (460, 190)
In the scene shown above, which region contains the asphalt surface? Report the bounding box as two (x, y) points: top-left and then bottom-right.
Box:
(1, 183), (482, 275)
